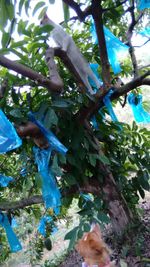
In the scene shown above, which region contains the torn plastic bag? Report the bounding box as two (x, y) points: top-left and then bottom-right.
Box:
(0, 109), (22, 154)
(38, 216), (52, 237)
(139, 27), (150, 38)
(33, 147), (61, 210)
(29, 112), (68, 155)
(103, 89), (118, 122)
(0, 174), (14, 187)
(138, 0), (150, 10)
(90, 22), (129, 74)
(127, 93), (150, 123)
(0, 212), (22, 252)
(88, 63), (103, 93)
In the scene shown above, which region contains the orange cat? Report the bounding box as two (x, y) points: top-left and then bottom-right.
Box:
(76, 223), (116, 267)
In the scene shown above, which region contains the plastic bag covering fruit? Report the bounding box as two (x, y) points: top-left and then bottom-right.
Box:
(38, 216), (52, 237)
(0, 212), (22, 252)
(90, 23), (129, 74)
(0, 109), (22, 154)
(103, 89), (118, 122)
(88, 63), (103, 93)
(127, 93), (150, 123)
(138, 0), (150, 10)
(33, 147), (61, 210)
(29, 112), (68, 155)
(0, 174), (14, 187)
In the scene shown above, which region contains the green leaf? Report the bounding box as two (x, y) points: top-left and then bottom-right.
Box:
(25, 0), (31, 16)
(38, 6), (48, 20)
(2, 32), (10, 48)
(52, 99), (73, 108)
(138, 187), (145, 199)
(5, 2), (14, 20)
(32, 1), (46, 16)
(97, 154), (110, 165)
(11, 89), (19, 105)
(65, 174), (76, 186)
(9, 108), (23, 119)
(19, 0), (25, 15)
(64, 226), (78, 250)
(97, 212), (110, 224)
(51, 155), (63, 176)
(34, 24), (53, 36)
(43, 108), (58, 128)
(63, 2), (70, 23)
(89, 154), (97, 167)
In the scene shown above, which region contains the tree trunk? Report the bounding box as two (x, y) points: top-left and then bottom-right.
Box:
(100, 162), (133, 235)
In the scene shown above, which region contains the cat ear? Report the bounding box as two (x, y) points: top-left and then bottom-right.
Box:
(92, 223), (101, 236)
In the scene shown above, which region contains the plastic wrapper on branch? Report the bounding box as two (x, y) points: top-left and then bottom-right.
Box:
(33, 147), (61, 211)
(29, 112), (68, 155)
(103, 89), (118, 122)
(0, 174), (14, 187)
(0, 212), (22, 253)
(127, 93), (150, 123)
(138, 0), (150, 10)
(0, 109), (22, 154)
(90, 22), (129, 74)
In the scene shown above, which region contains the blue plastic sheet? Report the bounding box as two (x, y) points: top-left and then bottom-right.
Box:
(29, 112), (68, 155)
(0, 109), (22, 154)
(103, 89), (118, 122)
(139, 27), (150, 38)
(0, 174), (14, 187)
(11, 218), (18, 228)
(38, 216), (52, 237)
(138, 0), (150, 10)
(127, 93), (150, 123)
(90, 22), (129, 74)
(89, 63), (103, 93)
(33, 147), (61, 210)
(0, 212), (22, 252)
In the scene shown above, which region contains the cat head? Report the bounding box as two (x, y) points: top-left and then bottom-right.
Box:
(41, 13), (56, 27)
(76, 223), (113, 267)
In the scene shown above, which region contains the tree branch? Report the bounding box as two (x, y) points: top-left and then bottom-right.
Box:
(126, 1), (144, 77)
(77, 71), (150, 123)
(62, 0), (92, 22)
(0, 55), (63, 93)
(0, 179), (101, 211)
(91, 0), (111, 88)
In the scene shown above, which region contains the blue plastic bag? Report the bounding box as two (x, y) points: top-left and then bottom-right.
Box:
(90, 22), (129, 74)
(127, 93), (150, 123)
(138, 0), (150, 10)
(38, 216), (52, 237)
(0, 174), (14, 187)
(33, 147), (61, 210)
(29, 112), (68, 155)
(0, 109), (22, 154)
(103, 89), (118, 122)
(11, 218), (18, 228)
(139, 27), (150, 38)
(0, 212), (22, 252)
(88, 63), (103, 92)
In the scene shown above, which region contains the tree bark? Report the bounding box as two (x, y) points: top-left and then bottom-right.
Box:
(100, 163), (133, 234)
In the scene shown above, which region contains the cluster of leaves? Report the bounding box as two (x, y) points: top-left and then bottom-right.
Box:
(0, 0), (150, 264)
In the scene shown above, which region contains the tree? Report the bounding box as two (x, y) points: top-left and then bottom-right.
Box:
(0, 0), (150, 263)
